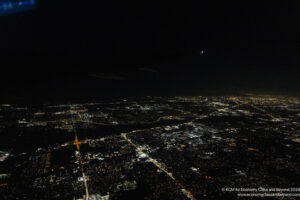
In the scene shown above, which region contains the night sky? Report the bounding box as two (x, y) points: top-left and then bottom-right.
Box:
(0, 1), (299, 103)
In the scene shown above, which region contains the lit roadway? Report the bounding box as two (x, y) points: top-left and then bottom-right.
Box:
(72, 112), (89, 200)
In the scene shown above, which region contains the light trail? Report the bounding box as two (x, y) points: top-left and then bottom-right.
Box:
(72, 112), (89, 200)
(121, 133), (197, 200)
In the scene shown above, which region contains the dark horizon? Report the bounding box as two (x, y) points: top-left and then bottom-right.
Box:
(1, 66), (300, 105)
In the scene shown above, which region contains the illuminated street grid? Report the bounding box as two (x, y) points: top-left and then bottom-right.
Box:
(0, 95), (300, 200)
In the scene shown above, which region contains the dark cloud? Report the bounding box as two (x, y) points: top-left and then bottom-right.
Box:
(138, 68), (158, 73)
(89, 73), (126, 81)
